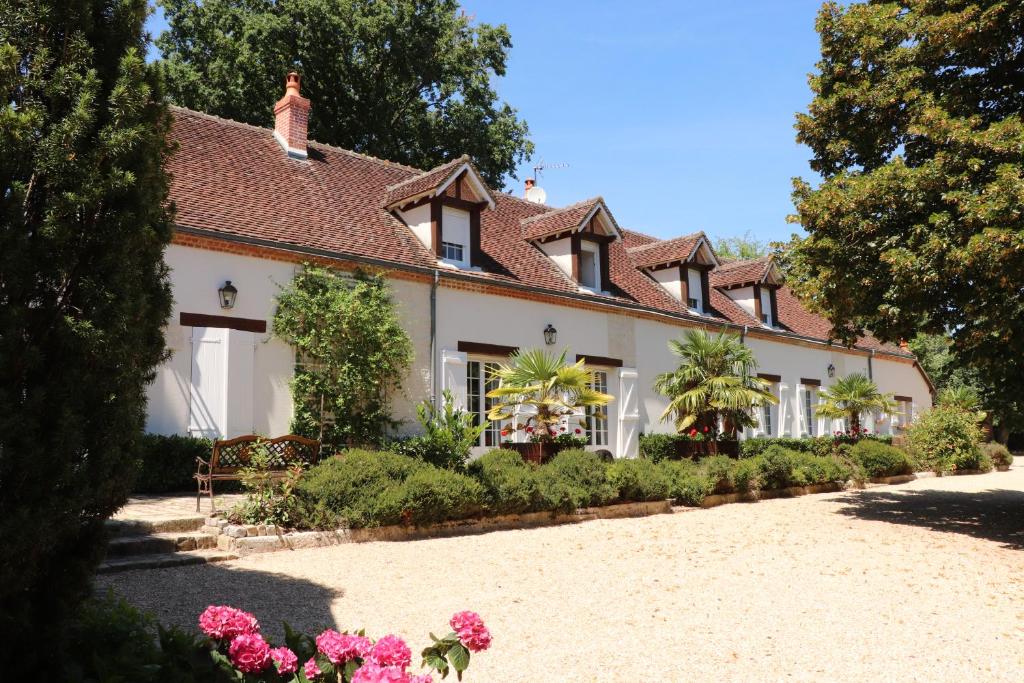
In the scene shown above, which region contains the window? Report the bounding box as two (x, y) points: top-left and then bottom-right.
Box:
(579, 243), (599, 289)
(467, 360), (504, 447)
(803, 386), (816, 436)
(687, 297), (699, 309)
(587, 370), (609, 446)
(441, 241), (464, 262)
(761, 401), (773, 437)
(759, 288), (773, 327)
(895, 398), (913, 430)
(686, 268), (703, 312)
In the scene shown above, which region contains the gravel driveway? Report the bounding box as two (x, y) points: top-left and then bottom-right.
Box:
(98, 461), (1024, 682)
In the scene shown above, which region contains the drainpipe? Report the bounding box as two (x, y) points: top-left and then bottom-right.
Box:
(740, 325), (748, 345)
(868, 349), (874, 380)
(430, 269), (439, 409)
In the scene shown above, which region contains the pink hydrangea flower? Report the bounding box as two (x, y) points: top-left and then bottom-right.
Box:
(351, 662), (412, 683)
(270, 646), (298, 674)
(304, 657), (322, 680)
(409, 675), (433, 683)
(227, 633), (271, 673)
(367, 634), (412, 669)
(198, 605), (260, 640)
(316, 629), (372, 665)
(449, 611), (492, 652)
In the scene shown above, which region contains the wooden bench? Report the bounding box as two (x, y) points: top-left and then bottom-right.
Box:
(195, 434), (321, 512)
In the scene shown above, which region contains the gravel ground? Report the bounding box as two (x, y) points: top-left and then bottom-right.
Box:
(99, 461), (1024, 682)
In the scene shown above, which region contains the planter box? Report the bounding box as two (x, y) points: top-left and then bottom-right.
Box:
(506, 442), (559, 464)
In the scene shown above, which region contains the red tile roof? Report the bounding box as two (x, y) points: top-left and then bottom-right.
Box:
(710, 256), (773, 289)
(383, 155), (495, 209)
(520, 197), (620, 241)
(165, 107), (910, 358)
(627, 233), (704, 269)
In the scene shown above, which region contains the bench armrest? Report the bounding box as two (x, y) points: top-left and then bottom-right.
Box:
(195, 455), (211, 475)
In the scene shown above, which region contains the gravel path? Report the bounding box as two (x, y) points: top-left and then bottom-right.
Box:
(98, 461), (1024, 682)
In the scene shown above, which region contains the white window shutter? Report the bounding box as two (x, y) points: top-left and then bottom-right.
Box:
(617, 368), (640, 458)
(440, 348), (468, 410)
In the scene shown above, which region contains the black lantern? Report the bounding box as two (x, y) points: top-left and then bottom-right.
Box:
(218, 280), (238, 309)
(827, 363), (835, 378)
(543, 324), (557, 346)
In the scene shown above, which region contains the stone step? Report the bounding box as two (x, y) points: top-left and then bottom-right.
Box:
(106, 515), (207, 537)
(106, 531), (219, 558)
(97, 549), (238, 574)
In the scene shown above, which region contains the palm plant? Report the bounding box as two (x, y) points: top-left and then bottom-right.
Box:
(653, 329), (777, 436)
(815, 373), (896, 433)
(485, 349), (613, 440)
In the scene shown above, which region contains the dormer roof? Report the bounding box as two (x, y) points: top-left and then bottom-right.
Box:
(384, 155), (495, 210)
(627, 232), (718, 270)
(710, 256), (782, 289)
(520, 197), (623, 242)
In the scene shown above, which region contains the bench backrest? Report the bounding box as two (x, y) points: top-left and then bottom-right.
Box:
(210, 434), (321, 473)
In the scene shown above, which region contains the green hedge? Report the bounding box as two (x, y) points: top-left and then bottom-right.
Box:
(607, 458), (670, 502)
(849, 440), (913, 478)
(982, 443), (1013, 469)
(638, 433), (677, 462)
(534, 449), (617, 512)
(640, 433), (896, 462)
(468, 449), (539, 515)
(132, 434), (212, 493)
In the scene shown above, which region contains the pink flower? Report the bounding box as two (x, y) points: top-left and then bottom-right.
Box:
(574, 428), (582, 434)
(270, 646), (298, 674)
(450, 611), (492, 653)
(368, 634), (412, 669)
(198, 605), (260, 640)
(304, 657), (322, 680)
(409, 676), (433, 683)
(351, 663), (411, 683)
(316, 629), (372, 665)
(228, 633), (271, 673)
(525, 426), (534, 434)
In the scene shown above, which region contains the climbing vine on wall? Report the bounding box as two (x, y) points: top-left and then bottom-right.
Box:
(273, 265), (413, 451)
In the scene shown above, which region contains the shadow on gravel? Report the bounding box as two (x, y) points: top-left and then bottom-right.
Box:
(833, 488), (1024, 550)
(94, 563), (342, 639)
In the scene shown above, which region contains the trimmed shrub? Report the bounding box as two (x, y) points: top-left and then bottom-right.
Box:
(755, 446), (798, 490)
(907, 405), (984, 474)
(607, 458), (670, 502)
(731, 457), (761, 493)
(659, 460), (714, 505)
(850, 440), (913, 478)
(699, 455), (736, 494)
(387, 468), (484, 525)
(132, 434), (213, 493)
(534, 449), (616, 512)
(788, 451), (853, 486)
(638, 433), (677, 463)
(955, 447), (993, 473)
(983, 443), (1014, 469)
(468, 449), (539, 514)
(740, 434), (895, 459)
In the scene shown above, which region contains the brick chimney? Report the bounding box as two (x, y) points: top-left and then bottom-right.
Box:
(273, 72), (311, 159)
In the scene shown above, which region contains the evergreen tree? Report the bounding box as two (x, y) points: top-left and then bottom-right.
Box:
(0, 0), (173, 670)
(155, 0), (533, 188)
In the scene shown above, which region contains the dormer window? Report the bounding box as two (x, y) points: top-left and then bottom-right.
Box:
(579, 241), (600, 289)
(686, 266), (705, 313)
(442, 241), (464, 262)
(757, 285), (778, 328)
(629, 232), (718, 313)
(711, 255), (784, 329)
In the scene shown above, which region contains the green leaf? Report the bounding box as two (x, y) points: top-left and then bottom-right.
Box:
(448, 643), (470, 672)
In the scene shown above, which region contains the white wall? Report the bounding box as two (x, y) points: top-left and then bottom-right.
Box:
(538, 237), (573, 280)
(726, 285), (756, 318)
(399, 203), (432, 252)
(650, 268), (682, 302)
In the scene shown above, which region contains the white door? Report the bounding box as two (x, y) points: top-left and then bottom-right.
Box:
(189, 327), (228, 439)
(617, 368), (640, 458)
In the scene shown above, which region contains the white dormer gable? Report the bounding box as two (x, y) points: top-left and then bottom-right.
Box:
(629, 232), (719, 313)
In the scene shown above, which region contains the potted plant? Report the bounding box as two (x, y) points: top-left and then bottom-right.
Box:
(487, 349), (613, 464)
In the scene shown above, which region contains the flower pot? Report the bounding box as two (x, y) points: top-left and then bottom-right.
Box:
(507, 442), (558, 465)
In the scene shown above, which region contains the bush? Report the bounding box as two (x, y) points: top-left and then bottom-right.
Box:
(754, 446), (798, 490)
(731, 457), (761, 493)
(534, 449), (616, 512)
(468, 449), (539, 515)
(606, 458), (670, 502)
(388, 390), (485, 470)
(658, 460), (714, 505)
(788, 451), (853, 486)
(740, 435), (895, 459)
(132, 433), (213, 494)
(850, 440), (913, 478)
(699, 455), (736, 494)
(295, 449), (424, 528)
(907, 405), (984, 474)
(983, 442), (1014, 469)
(639, 433), (677, 463)
(387, 468), (484, 525)
(955, 447), (993, 473)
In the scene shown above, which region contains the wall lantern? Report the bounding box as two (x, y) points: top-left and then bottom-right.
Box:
(827, 363), (836, 378)
(218, 280), (238, 310)
(543, 324), (557, 346)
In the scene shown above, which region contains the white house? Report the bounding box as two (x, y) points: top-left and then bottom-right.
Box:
(145, 73), (934, 457)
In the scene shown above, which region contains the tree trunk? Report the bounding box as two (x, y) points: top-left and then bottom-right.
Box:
(850, 411), (861, 434)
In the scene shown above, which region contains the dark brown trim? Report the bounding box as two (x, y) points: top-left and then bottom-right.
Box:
(800, 378), (822, 387)
(578, 232), (615, 245)
(534, 231), (574, 245)
(679, 265), (690, 306)
(469, 209), (482, 267)
(570, 233), (581, 281)
(769, 286), (779, 326)
(576, 354), (623, 368)
(454, 171), (463, 199)
(430, 199), (442, 257)
(753, 284), (763, 323)
(458, 341), (518, 357)
(438, 195), (488, 212)
(599, 241), (611, 292)
(699, 268), (711, 313)
(757, 372), (782, 383)
(180, 312), (266, 333)
(893, 395), (913, 403)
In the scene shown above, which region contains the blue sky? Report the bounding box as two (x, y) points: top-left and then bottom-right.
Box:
(145, 1), (825, 245)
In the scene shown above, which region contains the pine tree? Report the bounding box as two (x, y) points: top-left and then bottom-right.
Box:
(0, 0), (173, 671)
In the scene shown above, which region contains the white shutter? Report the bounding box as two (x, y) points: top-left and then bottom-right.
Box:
(617, 368), (639, 458)
(796, 385), (806, 436)
(440, 348), (468, 410)
(225, 329), (256, 438)
(779, 382), (790, 437)
(189, 327), (228, 439)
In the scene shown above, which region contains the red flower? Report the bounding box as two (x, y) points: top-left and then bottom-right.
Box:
(688, 428), (698, 437)
(703, 426), (709, 433)
(525, 426), (534, 434)
(574, 428), (582, 434)
(500, 429), (509, 437)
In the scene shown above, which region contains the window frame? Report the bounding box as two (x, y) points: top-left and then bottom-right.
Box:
(467, 358), (506, 447)
(587, 370), (610, 447)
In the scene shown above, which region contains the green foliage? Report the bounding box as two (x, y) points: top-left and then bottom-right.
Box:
(390, 390), (485, 470)
(230, 441), (305, 527)
(468, 449), (539, 515)
(739, 434), (893, 458)
(731, 458), (762, 493)
(658, 460), (714, 506)
(533, 449), (616, 512)
(486, 349), (613, 440)
(850, 440), (914, 479)
(653, 328), (776, 434)
(713, 231), (769, 260)
(0, 0), (174, 671)
(273, 266), (413, 452)
(132, 434), (212, 493)
(156, 0), (533, 187)
(606, 458), (670, 502)
(386, 468), (484, 526)
(814, 374), (895, 434)
(639, 433), (677, 463)
(907, 404), (984, 474)
(982, 442), (1014, 469)
(786, 1), (1024, 435)
(755, 446), (798, 490)
(699, 454), (737, 494)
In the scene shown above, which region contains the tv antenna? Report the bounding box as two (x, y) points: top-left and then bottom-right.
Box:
(532, 159), (569, 183)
